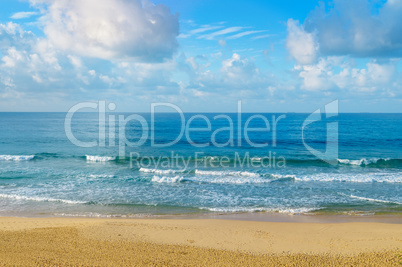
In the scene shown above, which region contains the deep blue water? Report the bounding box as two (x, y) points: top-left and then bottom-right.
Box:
(0, 112), (401, 217)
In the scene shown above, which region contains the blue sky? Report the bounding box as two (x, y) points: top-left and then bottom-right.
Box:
(0, 0), (401, 112)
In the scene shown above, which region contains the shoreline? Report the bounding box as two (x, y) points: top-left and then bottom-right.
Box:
(1, 210), (401, 224)
(185, 212), (402, 224)
(0, 216), (401, 265)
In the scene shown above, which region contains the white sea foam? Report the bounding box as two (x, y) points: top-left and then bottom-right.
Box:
(276, 207), (319, 214)
(337, 158), (390, 166)
(294, 173), (402, 183)
(142, 168), (263, 177)
(151, 175), (183, 183)
(349, 195), (401, 204)
(270, 174), (297, 179)
(206, 177), (268, 184)
(205, 207), (266, 212)
(86, 155), (116, 162)
(342, 211), (376, 216)
(0, 193), (86, 204)
(140, 168), (185, 174)
(141, 168), (295, 183)
(88, 174), (116, 179)
(195, 170), (260, 177)
(52, 212), (151, 218)
(197, 173), (295, 184)
(0, 155), (35, 161)
(204, 207), (318, 214)
(143, 170), (295, 184)
(193, 170), (272, 184)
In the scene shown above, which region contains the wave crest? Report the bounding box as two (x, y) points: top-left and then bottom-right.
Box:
(195, 169), (260, 177)
(0, 155), (35, 161)
(204, 207), (318, 214)
(151, 175), (184, 183)
(0, 193), (85, 204)
(338, 158), (401, 168)
(140, 168), (186, 174)
(349, 194), (401, 205)
(86, 155), (116, 162)
(295, 173), (402, 183)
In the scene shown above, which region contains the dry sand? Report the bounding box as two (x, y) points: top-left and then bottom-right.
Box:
(0, 216), (401, 266)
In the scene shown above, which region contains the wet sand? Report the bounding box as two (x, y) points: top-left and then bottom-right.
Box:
(0, 216), (401, 266)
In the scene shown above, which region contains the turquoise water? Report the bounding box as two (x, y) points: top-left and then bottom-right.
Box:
(0, 112), (401, 217)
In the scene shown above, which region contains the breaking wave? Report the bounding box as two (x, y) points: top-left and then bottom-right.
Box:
(349, 194), (401, 205)
(0, 193), (86, 204)
(203, 206), (319, 214)
(86, 155), (116, 162)
(338, 158), (402, 168)
(151, 176), (184, 183)
(0, 155), (35, 161)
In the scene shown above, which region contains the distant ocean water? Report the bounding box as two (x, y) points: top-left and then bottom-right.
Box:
(0, 112), (401, 217)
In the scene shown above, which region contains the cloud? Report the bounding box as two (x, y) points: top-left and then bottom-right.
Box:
(198, 27), (244, 40)
(190, 25), (224, 35)
(113, 60), (180, 91)
(286, 19), (318, 65)
(218, 39), (226, 46)
(296, 58), (333, 91)
(226, 30), (266, 40)
(186, 53), (275, 99)
(1, 1), (400, 112)
(178, 25), (224, 38)
(0, 22), (92, 99)
(251, 34), (274, 40)
(31, 0), (179, 62)
(0, 20), (180, 104)
(221, 53), (260, 82)
(295, 56), (398, 93)
(286, 0), (402, 98)
(303, 0), (402, 57)
(1, 47), (27, 68)
(180, 23), (265, 41)
(67, 55), (83, 68)
(337, 61), (397, 92)
(10, 11), (39, 19)
(0, 22), (35, 50)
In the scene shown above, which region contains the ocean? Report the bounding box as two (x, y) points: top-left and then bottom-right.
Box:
(0, 112), (401, 217)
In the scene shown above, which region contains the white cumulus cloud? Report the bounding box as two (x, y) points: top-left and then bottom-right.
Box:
(295, 57), (398, 93)
(186, 53), (275, 99)
(31, 0), (179, 62)
(286, 19), (319, 65)
(304, 0), (402, 57)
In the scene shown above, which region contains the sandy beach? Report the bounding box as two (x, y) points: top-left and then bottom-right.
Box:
(0, 216), (400, 266)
